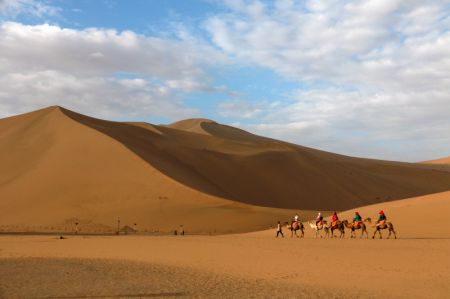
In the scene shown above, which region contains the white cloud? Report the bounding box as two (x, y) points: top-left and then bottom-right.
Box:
(0, 70), (197, 120)
(206, 0), (450, 161)
(0, 22), (225, 120)
(0, 0), (59, 18)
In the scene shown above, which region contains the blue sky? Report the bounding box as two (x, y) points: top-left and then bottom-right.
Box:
(0, 0), (449, 162)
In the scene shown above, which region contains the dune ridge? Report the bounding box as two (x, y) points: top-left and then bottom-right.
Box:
(0, 106), (449, 233)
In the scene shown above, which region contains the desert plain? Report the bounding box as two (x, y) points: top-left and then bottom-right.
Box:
(1, 107), (449, 298)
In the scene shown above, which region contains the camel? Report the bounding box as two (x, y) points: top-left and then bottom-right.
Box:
(308, 221), (330, 238)
(287, 221), (304, 238)
(365, 217), (397, 239)
(329, 221), (345, 238)
(341, 220), (369, 238)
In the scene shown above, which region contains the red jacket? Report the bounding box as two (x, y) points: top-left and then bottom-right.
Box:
(332, 214), (338, 222)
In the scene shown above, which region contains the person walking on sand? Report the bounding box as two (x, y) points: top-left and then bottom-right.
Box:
(276, 221), (284, 238)
(179, 225), (185, 236)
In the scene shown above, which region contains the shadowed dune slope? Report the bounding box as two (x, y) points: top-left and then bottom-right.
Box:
(62, 107), (450, 210)
(0, 106), (300, 233)
(421, 156), (450, 172)
(0, 106), (450, 232)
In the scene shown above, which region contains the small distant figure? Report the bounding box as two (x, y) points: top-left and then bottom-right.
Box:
(174, 229), (178, 236)
(331, 212), (339, 227)
(316, 212), (323, 227)
(376, 210), (387, 227)
(179, 225), (185, 236)
(294, 213), (299, 222)
(74, 219), (79, 235)
(276, 221), (284, 238)
(353, 211), (362, 228)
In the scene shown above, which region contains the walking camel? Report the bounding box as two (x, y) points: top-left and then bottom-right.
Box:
(329, 221), (345, 238)
(287, 221), (304, 238)
(365, 217), (397, 239)
(309, 221), (330, 238)
(341, 219), (369, 238)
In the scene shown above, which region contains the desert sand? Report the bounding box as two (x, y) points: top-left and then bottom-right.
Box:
(1, 236), (449, 298)
(1, 106), (450, 298)
(1, 106), (449, 234)
(1, 191), (450, 298)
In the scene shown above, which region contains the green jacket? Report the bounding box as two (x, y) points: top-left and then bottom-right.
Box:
(353, 214), (362, 222)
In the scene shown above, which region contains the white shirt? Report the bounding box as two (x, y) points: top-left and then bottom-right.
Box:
(294, 215), (299, 221)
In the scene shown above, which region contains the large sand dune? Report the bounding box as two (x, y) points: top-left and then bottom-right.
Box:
(316, 191), (450, 238)
(0, 106), (449, 233)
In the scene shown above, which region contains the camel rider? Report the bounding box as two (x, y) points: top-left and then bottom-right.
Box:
(294, 213), (299, 222)
(353, 211), (362, 227)
(331, 212), (339, 227)
(316, 212), (323, 227)
(376, 210), (387, 227)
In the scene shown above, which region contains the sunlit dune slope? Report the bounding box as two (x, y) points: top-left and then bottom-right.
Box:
(0, 106), (449, 233)
(320, 191), (450, 238)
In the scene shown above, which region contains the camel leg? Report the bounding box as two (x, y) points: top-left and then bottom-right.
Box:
(390, 224), (397, 239)
(372, 228), (377, 239)
(378, 228), (383, 239)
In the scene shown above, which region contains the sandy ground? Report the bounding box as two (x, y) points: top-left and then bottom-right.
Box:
(1, 234), (449, 299)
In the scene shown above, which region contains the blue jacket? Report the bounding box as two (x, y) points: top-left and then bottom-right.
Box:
(353, 214), (362, 222)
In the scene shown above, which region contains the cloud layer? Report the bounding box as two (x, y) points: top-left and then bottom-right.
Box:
(0, 0), (449, 161)
(206, 0), (450, 161)
(0, 21), (224, 119)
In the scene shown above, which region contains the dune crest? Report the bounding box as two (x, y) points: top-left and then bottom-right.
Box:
(0, 106), (449, 233)
(423, 156), (450, 164)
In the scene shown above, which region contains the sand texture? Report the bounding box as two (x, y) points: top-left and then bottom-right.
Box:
(1, 234), (449, 299)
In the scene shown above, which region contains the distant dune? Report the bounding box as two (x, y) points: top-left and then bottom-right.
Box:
(0, 106), (449, 233)
(422, 156), (450, 164)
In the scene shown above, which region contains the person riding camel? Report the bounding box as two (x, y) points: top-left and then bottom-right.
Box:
(376, 210), (387, 227)
(294, 213), (299, 222)
(353, 211), (362, 228)
(316, 212), (323, 228)
(331, 212), (339, 227)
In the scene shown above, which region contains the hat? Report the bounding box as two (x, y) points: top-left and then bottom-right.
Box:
(379, 210), (384, 214)
(318, 212), (322, 216)
(355, 211), (359, 214)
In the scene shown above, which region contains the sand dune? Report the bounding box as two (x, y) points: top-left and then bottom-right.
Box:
(423, 156), (450, 164)
(0, 106), (449, 233)
(317, 191), (450, 238)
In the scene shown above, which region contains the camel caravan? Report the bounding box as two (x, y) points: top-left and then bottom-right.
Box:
(279, 210), (397, 239)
